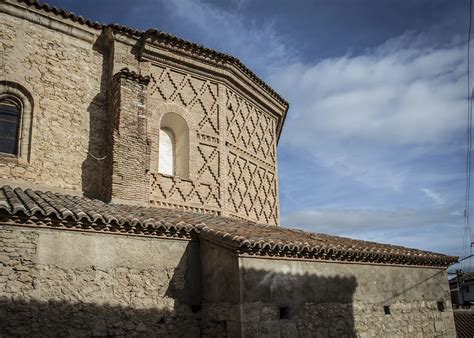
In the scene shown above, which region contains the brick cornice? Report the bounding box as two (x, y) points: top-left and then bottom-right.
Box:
(115, 68), (151, 85)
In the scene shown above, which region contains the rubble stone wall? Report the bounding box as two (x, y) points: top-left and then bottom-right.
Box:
(0, 224), (202, 337)
(237, 256), (456, 337)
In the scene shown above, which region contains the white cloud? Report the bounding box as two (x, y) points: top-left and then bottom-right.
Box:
(420, 188), (445, 205)
(270, 33), (466, 190)
(274, 35), (465, 147)
(282, 206), (461, 234)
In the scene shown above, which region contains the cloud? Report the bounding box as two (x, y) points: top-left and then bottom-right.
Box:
(420, 188), (445, 205)
(274, 33), (465, 146)
(282, 205), (460, 234)
(270, 32), (466, 190)
(281, 206), (463, 255)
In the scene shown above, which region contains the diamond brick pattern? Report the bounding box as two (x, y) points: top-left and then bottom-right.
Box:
(227, 151), (278, 225)
(225, 89), (276, 162)
(150, 67), (219, 135)
(150, 173), (221, 210)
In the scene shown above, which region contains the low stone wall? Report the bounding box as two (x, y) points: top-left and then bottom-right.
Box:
(0, 225), (202, 336)
(236, 257), (456, 337)
(1, 225), (456, 337)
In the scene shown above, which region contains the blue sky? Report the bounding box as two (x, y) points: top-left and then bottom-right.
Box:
(48, 0), (471, 268)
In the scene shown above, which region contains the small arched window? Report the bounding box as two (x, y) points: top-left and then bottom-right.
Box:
(0, 96), (21, 155)
(158, 113), (189, 178)
(159, 128), (175, 175)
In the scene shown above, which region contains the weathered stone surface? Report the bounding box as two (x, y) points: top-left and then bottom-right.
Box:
(1, 8), (107, 199)
(0, 225), (206, 336)
(200, 243), (456, 337)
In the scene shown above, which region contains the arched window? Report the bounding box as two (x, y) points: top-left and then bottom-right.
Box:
(158, 128), (175, 175)
(0, 96), (21, 155)
(158, 113), (189, 177)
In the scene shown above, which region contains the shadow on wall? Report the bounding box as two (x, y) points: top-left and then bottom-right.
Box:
(0, 238), (205, 337)
(0, 297), (201, 336)
(236, 267), (358, 337)
(81, 31), (111, 199)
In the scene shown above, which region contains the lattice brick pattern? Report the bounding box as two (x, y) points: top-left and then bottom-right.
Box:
(196, 143), (220, 186)
(225, 89), (276, 163)
(227, 151), (278, 225)
(150, 173), (221, 210)
(150, 67), (219, 135)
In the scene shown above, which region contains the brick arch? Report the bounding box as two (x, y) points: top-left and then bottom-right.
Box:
(0, 81), (34, 162)
(149, 103), (197, 178)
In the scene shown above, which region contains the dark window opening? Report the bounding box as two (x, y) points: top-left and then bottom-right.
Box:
(383, 305), (391, 315)
(190, 305), (201, 313)
(437, 301), (445, 312)
(279, 306), (290, 320)
(0, 97), (21, 155)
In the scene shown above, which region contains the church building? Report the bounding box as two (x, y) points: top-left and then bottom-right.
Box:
(0, 0), (458, 336)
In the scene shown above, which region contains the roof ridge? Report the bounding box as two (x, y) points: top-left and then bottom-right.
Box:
(14, 0), (289, 108)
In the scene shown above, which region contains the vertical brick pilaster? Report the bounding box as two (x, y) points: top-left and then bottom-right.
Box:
(102, 68), (151, 206)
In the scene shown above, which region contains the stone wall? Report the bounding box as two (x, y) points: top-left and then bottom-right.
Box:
(0, 5), (108, 198)
(238, 257), (456, 337)
(0, 224), (202, 336)
(200, 240), (456, 337)
(0, 224), (457, 337)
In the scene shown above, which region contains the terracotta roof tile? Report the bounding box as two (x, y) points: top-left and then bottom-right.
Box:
(0, 185), (457, 268)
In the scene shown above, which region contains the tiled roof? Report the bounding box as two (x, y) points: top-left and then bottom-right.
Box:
(0, 185), (457, 268)
(13, 0), (289, 109)
(196, 222), (457, 268)
(454, 311), (474, 338)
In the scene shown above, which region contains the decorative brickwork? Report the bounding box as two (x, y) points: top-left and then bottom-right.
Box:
(148, 66), (224, 215)
(146, 66), (279, 224)
(225, 88), (277, 165)
(226, 152), (278, 225)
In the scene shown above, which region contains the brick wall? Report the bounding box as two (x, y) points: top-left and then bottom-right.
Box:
(104, 72), (151, 205)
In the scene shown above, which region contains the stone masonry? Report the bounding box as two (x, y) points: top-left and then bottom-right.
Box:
(0, 1), (458, 337)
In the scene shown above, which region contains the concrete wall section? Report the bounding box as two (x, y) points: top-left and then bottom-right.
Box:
(238, 257), (456, 337)
(0, 225), (202, 336)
